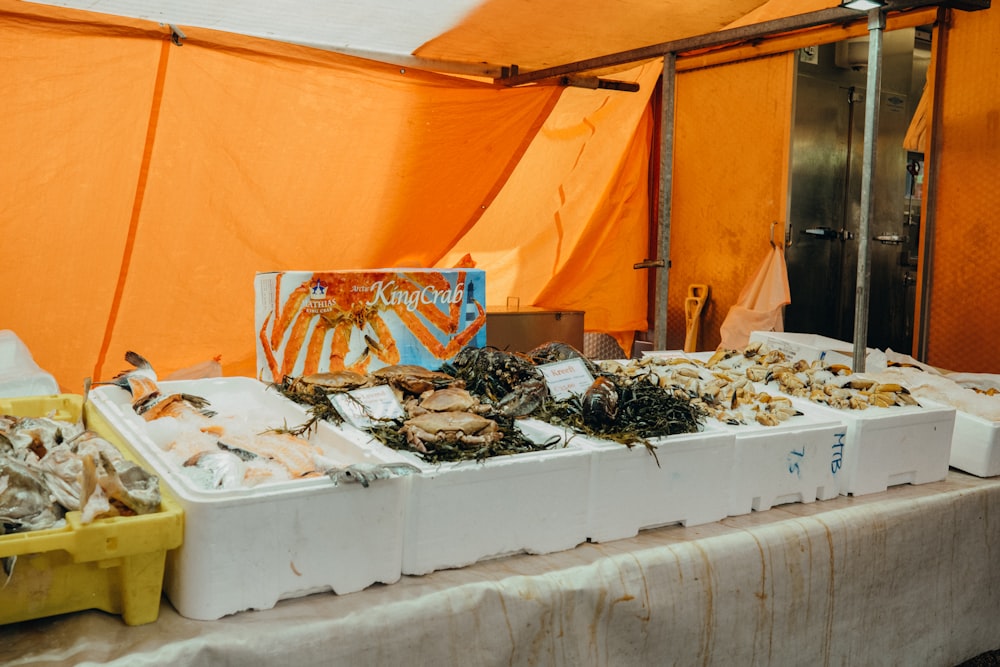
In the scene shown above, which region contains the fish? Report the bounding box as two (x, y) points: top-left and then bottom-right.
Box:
(97, 352), (217, 422)
(216, 431), (325, 479)
(325, 462), (420, 488)
(0, 413), (162, 526)
(95, 351), (162, 410)
(0, 455), (63, 533)
(185, 450), (247, 489)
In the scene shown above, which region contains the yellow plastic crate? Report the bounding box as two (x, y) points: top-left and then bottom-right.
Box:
(0, 394), (183, 626)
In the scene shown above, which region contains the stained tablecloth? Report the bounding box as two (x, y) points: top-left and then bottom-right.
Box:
(3, 471), (1000, 667)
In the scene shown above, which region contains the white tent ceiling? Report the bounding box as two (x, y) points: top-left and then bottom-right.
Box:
(25, 0), (481, 62)
(24, 0), (793, 76)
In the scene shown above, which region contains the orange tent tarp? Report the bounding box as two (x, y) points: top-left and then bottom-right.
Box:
(2, 0), (659, 387)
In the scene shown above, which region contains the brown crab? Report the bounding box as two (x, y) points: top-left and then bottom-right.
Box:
(371, 364), (464, 396)
(399, 411), (502, 453)
(286, 370), (373, 395)
(404, 387), (491, 416)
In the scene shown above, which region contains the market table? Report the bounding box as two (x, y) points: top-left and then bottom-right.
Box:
(3, 470), (999, 667)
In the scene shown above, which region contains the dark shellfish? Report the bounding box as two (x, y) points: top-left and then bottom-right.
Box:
(581, 376), (619, 428)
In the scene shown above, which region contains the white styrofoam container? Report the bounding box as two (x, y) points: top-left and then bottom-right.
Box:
(89, 377), (412, 621)
(0, 330), (59, 397)
(949, 411), (1000, 477)
(521, 419), (734, 543)
(720, 404), (845, 516)
(329, 420), (592, 576)
(784, 395), (956, 496)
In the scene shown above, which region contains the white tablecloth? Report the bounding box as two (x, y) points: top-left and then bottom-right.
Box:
(3, 471), (1000, 666)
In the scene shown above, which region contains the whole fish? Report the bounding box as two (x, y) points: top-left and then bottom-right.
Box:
(325, 462), (420, 488)
(95, 351), (162, 410)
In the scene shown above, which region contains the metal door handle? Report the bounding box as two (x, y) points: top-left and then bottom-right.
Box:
(874, 234), (907, 245)
(804, 227), (853, 241)
(804, 227), (839, 240)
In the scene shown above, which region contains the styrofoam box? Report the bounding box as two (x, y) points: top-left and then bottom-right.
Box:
(328, 420), (592, 576)
(88, 377), (413, 621)
(520, 419), (735, 543)
(783, 395), (956, 496)
(719, 404), (845, 516)
(748, 330), (874, 368)
(949, 411), (1000, 477)
(0, 330), (59, 397)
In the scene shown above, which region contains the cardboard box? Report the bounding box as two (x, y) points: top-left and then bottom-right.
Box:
(0, 394), (183, 626)
(88, 377), (413, 620)
(255, 269), (486, 382)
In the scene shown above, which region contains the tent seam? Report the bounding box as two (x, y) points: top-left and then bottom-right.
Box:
(93, 37), (172, 382)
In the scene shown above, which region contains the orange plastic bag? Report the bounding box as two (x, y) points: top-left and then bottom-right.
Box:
(719, 245), (791, 349)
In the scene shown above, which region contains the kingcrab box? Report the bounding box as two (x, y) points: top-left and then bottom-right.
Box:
(255, 269), (486, 382)
(88, 377), (413, 621)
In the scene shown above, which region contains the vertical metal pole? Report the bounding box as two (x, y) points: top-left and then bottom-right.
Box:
(852, 8), (885, 372)
(654, 53), (676, 350)
(915, 17), (945, 362)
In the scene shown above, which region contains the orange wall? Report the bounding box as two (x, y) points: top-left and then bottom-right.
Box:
(667, 55), (795, 351)
(924, 5), (1000, 373)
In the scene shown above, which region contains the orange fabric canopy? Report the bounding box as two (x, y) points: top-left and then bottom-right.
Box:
(2, 1), (568, 386)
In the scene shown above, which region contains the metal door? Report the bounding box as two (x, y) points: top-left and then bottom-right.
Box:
(784, 29), (925, 352)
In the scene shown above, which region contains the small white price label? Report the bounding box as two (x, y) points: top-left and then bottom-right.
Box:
(537, 358), (595, 401)
(330, 385), (405, 429)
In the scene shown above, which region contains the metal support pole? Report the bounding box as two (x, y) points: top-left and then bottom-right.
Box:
(852, 8), (886, 372)
(654, 53), (676, 350)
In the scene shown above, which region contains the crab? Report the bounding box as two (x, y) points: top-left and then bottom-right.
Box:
(496, 378), (549, 418)
(399, 411), (502, 453)
(441, 346), (542, 401)
(258, 270), (487, 379)
(527, 341), (601, 377)
(371, 364), (464, 396)
(404, 387), (491, 416)
(286, 370), (373, 394)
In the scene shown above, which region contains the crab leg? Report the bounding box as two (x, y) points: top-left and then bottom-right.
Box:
(327, 320), (354, 373)
(281, 311), (318, 379)
(366, 315), (401, 366)
(402, 271), (466, 333)
(394, 300), (487, 359)
(302, 317), (332, 377)
(269, 283), (312, 350)
(392, 277), (458, 335)
(258, 312), (283, 381)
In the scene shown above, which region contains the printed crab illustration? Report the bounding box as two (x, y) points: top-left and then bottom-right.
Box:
(259, 270), (486, 380)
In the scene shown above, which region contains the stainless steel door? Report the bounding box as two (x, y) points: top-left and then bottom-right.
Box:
(784, 29), (920, 352)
